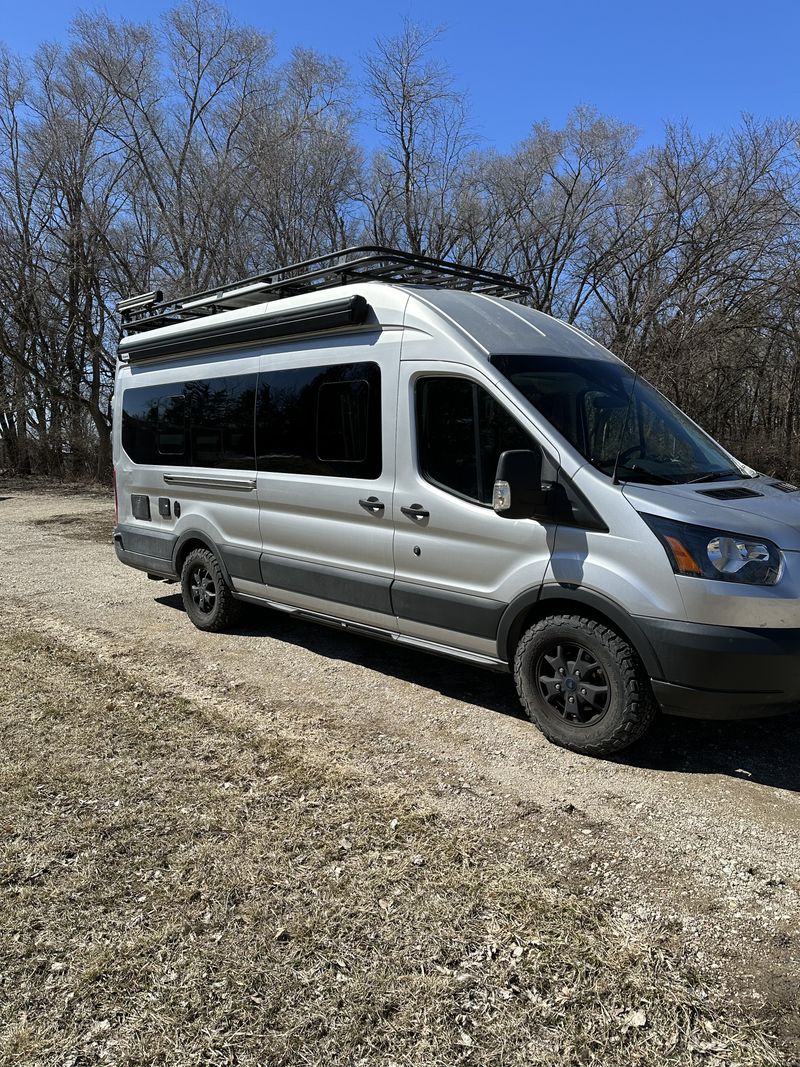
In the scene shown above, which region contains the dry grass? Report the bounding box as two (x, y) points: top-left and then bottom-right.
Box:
(31, 511), (114, 545)
(0, 628), (782, 1066)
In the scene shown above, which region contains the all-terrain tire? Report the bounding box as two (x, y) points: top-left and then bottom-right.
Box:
(513, 614), (657, 756)
(180, 548), (243, 632)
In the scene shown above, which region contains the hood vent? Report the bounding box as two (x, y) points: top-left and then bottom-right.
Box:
(771, 480), (799, 493)
(697, 487), (763, 500)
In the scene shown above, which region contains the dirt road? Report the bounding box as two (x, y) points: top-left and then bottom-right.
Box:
(3, 483), (799, 1056)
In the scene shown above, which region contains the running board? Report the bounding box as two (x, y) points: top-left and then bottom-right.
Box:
(232, 591), (509, 672)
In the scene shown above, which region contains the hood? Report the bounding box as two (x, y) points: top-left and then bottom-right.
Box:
(621, 475), (800, 551)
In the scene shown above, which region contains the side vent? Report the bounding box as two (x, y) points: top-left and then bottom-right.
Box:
(697, 487), (763, 501)
(771, 481), (799, 493)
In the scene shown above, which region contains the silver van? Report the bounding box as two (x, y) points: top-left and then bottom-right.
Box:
(112, 247), (800, 756)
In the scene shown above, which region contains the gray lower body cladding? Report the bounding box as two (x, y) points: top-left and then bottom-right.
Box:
(113, 525), (177, 579)
(113, 525), (502, 633)
(113, 525), (800, 720)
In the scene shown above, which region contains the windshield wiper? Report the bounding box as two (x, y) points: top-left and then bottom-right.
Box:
(686, 470), (744, 484)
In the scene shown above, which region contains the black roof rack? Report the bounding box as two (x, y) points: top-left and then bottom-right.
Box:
(117, 245), (530, 335)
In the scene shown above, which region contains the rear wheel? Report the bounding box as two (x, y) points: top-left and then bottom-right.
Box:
(180, 548), (242, 632)
(513, 614), (657, 756)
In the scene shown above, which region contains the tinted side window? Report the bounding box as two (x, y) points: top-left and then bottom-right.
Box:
(257, 362), (381, 478)
(416, 376), (535, 504)
(122, 381), (189, 466)
(186, 375), (256, 470)
(121, 374), (256, 469)
(157, 395), (185, 455)
(416, 378), (479, 499)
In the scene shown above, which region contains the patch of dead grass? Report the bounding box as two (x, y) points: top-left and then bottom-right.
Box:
(0, 629), (782, 1066)
(0, 476), (111, 498)
(31, 510), (114, 544)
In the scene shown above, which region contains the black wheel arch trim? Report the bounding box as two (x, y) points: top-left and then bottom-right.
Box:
(173, 530), (234, 587)
(496, 583), (664, 679)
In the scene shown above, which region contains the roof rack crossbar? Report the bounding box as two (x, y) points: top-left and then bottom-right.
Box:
(119, 246), (529, 334)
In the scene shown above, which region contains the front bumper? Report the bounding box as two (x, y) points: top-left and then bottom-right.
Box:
(639, 617), (800, 720)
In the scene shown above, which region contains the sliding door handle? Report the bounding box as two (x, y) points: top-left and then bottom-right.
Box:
(359, 496), (385, 514)
(400, 504), (430, 520)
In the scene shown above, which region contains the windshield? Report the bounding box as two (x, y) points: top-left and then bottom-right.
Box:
(491, 354), (746, 485)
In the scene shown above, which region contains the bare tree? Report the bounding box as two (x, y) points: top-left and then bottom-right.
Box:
(242, 47), (362, 268)
(73, 0), (276, 293)
(361, 21), (475, 258)
(478, 107), (638, 319)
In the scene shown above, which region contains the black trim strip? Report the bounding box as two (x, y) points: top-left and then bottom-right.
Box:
(115, 547), (177, 578)
(122, 295), (371, 362)
(260, 552), (393, 615)
(219, 544), (263, 584)
(391, 581), (505, 639)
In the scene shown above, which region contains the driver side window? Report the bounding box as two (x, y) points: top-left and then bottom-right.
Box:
(416, 376), (535, 505)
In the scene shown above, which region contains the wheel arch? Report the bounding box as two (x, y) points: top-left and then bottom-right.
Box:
(497, 585), (664, 679)
(173, 531), (233, 586)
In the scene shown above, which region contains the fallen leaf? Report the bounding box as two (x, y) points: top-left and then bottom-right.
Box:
(623, 1009), (647, 1029)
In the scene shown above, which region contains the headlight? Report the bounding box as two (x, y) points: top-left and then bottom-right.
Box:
(640, 513), (782, 586)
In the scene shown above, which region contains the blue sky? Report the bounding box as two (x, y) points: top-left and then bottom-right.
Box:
(3, 0), (799, 152)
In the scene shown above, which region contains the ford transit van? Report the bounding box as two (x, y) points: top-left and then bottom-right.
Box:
(113, 247), (800, 756)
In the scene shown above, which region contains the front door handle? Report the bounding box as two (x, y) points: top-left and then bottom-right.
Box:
(401, 504), (430, 520)
(359, 496), (385, 514)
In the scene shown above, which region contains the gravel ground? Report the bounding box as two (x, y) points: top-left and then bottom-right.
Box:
(3, 484), (799, 1056)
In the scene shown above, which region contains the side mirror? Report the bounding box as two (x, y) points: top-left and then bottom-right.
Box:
(493, 449), (548, 518)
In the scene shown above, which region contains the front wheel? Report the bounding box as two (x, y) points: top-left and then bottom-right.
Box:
(180, 548), (242, 632)
(513, 614), (657, 756)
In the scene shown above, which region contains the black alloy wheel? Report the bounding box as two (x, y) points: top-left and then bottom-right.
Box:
(536, 641), (610, 727)
(189, 561), (217, 616)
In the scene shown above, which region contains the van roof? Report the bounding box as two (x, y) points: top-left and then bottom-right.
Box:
(117, 246), (613, 365)
(412, 288), (611, 360)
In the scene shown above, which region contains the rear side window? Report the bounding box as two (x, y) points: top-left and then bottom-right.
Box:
(416, 376), (535, 504)
(121, 374), (256, 469)
(186, 376), (257, 469)
(157, 395), (185, 455)
(257, 362), (381, 478)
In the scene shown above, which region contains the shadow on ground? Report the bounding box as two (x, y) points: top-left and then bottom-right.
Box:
(625, 713), (800, 793)
(155, 592), (800, 793)
(155, 591), (523, 717)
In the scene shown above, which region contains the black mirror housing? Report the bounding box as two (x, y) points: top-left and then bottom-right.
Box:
(493, 449), (548, 518)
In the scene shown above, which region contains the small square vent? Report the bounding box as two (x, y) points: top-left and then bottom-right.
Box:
(771, 481), (799, 493)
